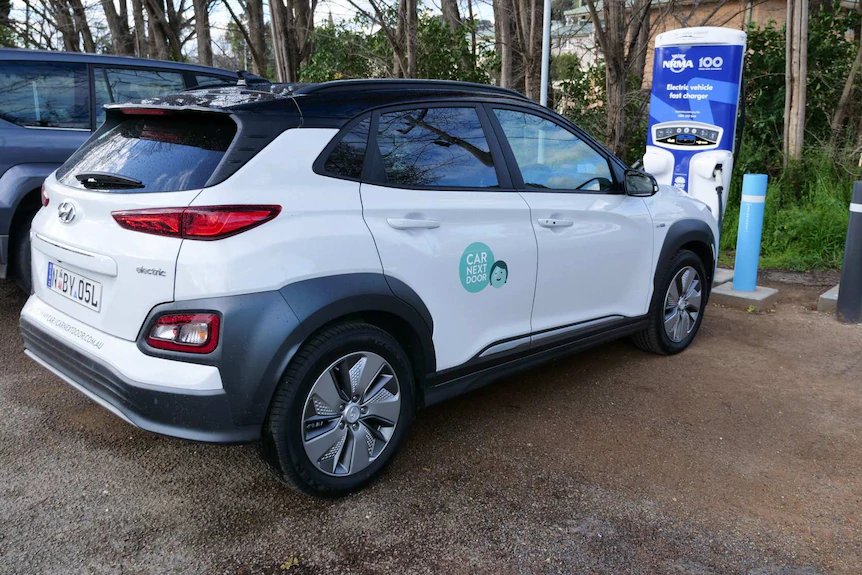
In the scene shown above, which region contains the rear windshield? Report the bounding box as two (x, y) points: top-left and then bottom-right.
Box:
(57, 114), (236, 193)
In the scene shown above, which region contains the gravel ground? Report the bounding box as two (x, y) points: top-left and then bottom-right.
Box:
(1, 274), (860, 575)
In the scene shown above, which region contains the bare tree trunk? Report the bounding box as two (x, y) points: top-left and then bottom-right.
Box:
(103, 0), (135, 54)
(518, 0), (541, 99)
(783, 0), (808, 164)
(830, 8), (862, 148)
(193, 0), (213, 64)
(131, 0), (147, 56)
(270, 0), (288, 81)
(496, 0), (514, 88)
(222, 0), (267, 74)
(50, 0), (80, 51)
(246, 0), (267, 75)
(406, 0), (417, 77)
(68, 0), (96, 51)
(441, 0), (460, 31)
(144, 0), (171, 58)
(632, 0), (650, 81)
(283, 0), (299, 81)
(293, 0), (315, 73)
(394, 0), (406, 76)
(467, 0), (477, 63)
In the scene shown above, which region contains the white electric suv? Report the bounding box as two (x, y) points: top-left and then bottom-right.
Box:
(21, 79), (718, 496)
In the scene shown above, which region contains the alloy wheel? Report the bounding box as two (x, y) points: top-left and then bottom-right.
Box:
(301, 352), (401, 477)
(664, 266), (703, 343)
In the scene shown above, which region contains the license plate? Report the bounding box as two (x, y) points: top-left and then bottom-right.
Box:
(47, 262), (102, 312)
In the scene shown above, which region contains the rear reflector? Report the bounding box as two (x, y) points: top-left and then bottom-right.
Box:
(112, 205), (281, 240)
(146, 313), (220, 354)
(41, 183), (49, 207)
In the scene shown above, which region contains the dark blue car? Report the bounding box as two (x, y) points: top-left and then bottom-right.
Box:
(0, 48), (266, 292)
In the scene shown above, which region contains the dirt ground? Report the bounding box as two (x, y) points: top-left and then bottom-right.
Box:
(1, 271), (860, 575)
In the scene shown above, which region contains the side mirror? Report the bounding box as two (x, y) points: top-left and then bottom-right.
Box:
(624, 169), (659, 197)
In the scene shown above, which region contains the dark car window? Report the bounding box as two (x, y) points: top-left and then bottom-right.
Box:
(94, 67), (186, 125)
(493, 109), (614, 192)
(57, 115), (236, 193)
(193, 73), (236, 88)
(0, 61), (90, 129)
(375, 107), (498, 188)
(323, 117), (370, 180)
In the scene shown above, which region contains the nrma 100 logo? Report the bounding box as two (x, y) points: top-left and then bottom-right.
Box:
(697, 56), (723, 70)
(663, 54), (693, 73)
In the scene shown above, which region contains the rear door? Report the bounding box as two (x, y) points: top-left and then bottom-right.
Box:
(358, 105), (538, 371)
(487, 105), (654, 333)
(31, 110), (237, 340)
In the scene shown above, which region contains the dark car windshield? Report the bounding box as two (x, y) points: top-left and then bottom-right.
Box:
(57, 114), (236, 193)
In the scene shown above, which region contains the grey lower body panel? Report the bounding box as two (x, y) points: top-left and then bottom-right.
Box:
(21, 317), (261, 443)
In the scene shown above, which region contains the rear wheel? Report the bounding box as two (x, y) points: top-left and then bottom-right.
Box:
(10, 210), (36, 294)
(259, 322), (415, 497)
(633, 249), (707, 355)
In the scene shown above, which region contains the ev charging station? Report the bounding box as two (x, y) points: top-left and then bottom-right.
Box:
(643, 27), (747, 225)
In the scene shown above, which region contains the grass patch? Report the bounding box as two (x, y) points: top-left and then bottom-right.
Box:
(719, 148), (854, 270)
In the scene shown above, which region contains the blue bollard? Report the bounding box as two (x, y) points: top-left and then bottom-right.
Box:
(733, 174), (769, 292)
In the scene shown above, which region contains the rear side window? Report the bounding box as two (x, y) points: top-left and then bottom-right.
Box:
(375, 107), (498, 188)
(0, 61), (90, 129)
(193, 74), (235, 88)
(323, 117), (370, 180)
(94, 67), (186, 125)
(57, 114), (236, 193)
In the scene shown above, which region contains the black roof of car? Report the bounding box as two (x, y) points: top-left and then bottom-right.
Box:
(0, 48), (263, 80)
(108, 79), (533, 125)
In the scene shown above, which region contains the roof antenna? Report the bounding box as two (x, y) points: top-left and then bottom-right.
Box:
(236, 70), (248, 87)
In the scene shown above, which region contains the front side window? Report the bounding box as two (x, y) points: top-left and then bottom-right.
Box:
(376, 107), (498, 188)
(0, 61), (90, 129)
(94, 67), (185, 125)
(323, 117), (371, 180)
(493, 109), (613, 192)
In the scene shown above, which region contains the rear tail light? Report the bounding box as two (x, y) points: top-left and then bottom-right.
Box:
(41, 183), (49, 207)
(112, 205), (281, 240)
(146, 313), (220, 354)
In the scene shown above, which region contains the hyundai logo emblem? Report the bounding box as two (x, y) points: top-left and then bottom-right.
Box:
(57, 201), (76, 224)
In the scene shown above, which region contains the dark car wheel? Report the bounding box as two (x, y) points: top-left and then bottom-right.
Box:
(633, 249), (708, 355)
(259, 322), (415, 497)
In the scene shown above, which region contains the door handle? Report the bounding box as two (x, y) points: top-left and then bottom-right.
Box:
(386, 218), (440, 230)
(537, 218), (574, 228)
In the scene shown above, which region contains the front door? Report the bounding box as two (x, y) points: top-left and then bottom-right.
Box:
(489, 106), (654, 334)
(360, 105), (538, 371)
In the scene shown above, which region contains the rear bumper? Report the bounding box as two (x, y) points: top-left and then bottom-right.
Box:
(20, 301), (260, 444)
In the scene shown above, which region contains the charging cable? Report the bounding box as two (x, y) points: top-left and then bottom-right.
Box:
(713, 164), (724, 240)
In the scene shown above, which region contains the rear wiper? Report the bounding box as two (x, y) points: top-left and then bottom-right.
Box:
(76, 172), (144, 190)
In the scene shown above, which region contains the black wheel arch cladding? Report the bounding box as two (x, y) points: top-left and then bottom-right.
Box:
(138, 273), (435, 431)
(655, 219), (716, 294)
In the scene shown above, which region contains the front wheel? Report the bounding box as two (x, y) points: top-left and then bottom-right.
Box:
(633, 249), (708, 355)
(259, 322), (415, 497)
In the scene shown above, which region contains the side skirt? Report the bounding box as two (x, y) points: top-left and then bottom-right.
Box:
(422, 316), (648, 407)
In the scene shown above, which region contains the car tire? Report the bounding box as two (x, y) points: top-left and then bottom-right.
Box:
(10, 211), (36, 295)
(259, 322), (415, 497)
(633, 249), (708, 355)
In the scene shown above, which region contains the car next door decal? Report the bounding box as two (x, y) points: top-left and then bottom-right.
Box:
(460, 242), (508, 292)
